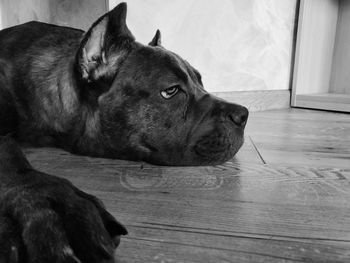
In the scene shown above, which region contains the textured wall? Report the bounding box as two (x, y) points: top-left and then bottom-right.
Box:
(0, 0), (107, 30)
(111, 0), (298, 92)
(0, 0), (298, 92)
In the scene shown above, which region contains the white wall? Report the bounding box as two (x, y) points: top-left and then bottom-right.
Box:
(0, 0), (298, 93)
(110, 0), (298, 92)
(0, 0), (106, 31)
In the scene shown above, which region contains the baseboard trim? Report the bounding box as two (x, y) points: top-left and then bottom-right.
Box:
(294, 93), (350, 112)
(212, 90), (291, 112)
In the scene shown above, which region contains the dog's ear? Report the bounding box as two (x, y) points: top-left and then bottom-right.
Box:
(149, 29), (161, 47)
(77, 2), (135, 82)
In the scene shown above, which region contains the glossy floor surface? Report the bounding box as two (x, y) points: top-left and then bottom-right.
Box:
(24, 108), (350, 263)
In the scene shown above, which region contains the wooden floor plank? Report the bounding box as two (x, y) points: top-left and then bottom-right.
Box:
(246, 109), (350, 167)
(22, 108), (350, 262)
(231, 135), (264, 164)
(115, 226), (350, 263)
(115, 240), (302, 263)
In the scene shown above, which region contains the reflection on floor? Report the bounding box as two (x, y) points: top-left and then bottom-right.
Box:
(25, 108), (350, 263)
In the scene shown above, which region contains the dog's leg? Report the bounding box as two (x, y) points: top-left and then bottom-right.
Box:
(0, 60), (18, 137)
(0, 137), (127, 263)
(0, 214), (23, 263)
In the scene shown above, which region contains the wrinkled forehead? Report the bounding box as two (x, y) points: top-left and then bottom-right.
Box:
(126, 45), (202, 86)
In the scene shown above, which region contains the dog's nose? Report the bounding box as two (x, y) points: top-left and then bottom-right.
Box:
(227, 105), (249, 127)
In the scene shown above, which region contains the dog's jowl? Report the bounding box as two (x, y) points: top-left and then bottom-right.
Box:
(0, 2), (248, 262)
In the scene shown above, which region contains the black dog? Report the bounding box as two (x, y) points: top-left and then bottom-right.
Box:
(0, 2), (248, 262)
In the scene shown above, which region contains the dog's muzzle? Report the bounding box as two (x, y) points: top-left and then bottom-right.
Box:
(189, 95), (249, 165)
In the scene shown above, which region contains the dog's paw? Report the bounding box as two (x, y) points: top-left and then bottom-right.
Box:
(0, 174), (127, 263)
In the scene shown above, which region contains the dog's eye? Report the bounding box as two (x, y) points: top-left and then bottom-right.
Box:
(160, 85), (179, 99)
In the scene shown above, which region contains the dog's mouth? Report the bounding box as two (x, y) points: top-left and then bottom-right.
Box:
(134, 107), (247, 166)
(140, 128), (244, 166)
(192, 130), (244, 165)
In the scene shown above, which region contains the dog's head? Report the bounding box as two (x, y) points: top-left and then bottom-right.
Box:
(76, 3), (248, 166)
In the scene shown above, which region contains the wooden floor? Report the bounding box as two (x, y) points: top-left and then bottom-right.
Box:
(24, 108), (350, 263)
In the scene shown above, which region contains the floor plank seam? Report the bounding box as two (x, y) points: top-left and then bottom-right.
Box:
(135, 223), (350, 243)
(248, 135), (266, 164)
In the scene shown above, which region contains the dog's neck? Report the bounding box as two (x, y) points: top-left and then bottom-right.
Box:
(66, 67), (110, 153)
(35, 60), (106, 153)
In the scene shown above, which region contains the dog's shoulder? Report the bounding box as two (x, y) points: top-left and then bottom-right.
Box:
(0, 21), (84, 42)
(0, 21), (84, 60)
(0, 22), (86, 139)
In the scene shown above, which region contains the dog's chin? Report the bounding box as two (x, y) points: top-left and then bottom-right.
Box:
(144, 134), (244, 166)
(192, 135), (244, 165)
